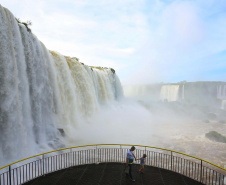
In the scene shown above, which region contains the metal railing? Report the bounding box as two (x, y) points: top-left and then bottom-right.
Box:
(0, 144), (225, 185)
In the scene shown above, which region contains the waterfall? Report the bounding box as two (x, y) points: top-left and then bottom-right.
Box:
(217, 85), (226, 110)
(0, 5), (123, 166)
(181, 84), (185, 100)
(160, 85), (180, 102)
(217, 85), (226, 99)
(221, 100), (226, 110)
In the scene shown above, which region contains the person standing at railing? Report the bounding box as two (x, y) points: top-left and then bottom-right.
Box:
(126, 146), (137, 182)
(137, 154), (147, 173)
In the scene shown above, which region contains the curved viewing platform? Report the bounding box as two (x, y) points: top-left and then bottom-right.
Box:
(0, 144), (225, 185)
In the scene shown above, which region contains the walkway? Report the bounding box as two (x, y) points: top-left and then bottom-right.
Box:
(23, 163), (204, 185)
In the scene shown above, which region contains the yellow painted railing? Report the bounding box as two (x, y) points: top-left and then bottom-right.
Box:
(0, 144), (225, 185)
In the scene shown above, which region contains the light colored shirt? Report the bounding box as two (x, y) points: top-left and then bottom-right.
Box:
(127, 150), (134, 159)
(140, 157), (145, 165)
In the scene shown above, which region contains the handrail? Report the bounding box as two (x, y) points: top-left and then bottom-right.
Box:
(0, 144), (225, 185)
(1, 144), (225, 171)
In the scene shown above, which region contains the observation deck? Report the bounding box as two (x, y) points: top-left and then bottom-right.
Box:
(0, 144), (225, 185)
(23, 163), (203, 185)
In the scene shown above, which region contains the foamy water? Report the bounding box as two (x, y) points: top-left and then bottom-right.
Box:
(151, 119), (226, 168)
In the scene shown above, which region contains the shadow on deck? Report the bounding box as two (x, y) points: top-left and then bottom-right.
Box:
(23, 163), (204, 185)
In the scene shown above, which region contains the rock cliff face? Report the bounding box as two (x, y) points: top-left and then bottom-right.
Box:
(0, 5), (123, 165)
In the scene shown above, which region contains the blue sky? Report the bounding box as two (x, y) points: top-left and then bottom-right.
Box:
(1, 0), (226, 85)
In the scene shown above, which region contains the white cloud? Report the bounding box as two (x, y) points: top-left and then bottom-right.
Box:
(127, 0), (226, 84)
(1, 0), (226, 85)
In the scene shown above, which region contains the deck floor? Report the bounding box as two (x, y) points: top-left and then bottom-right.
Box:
(23, 163), (204, 185)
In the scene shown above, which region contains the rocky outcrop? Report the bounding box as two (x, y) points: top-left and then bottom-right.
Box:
(205, 131), (226, 143)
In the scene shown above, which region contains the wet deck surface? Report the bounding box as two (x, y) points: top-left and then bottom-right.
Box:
(23, 163), (203, 185)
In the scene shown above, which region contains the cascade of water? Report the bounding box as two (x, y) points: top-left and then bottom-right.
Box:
(181, 84), (185, 100)
(221, 100), (226, 110)
(160, 85), (180, 102)
(217, 85), (226, 99)
(0, 5), (37, 162)
(0, 5), (123, 166)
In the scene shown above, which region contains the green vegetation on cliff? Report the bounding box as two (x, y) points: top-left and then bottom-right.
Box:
(16, 18), (32, 32)
(110, 68), (115, 74)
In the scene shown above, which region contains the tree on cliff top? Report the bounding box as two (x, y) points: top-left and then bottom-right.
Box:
(16, 18), (32, 32)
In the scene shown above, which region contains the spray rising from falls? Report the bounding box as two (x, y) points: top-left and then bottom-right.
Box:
(0, 5), (123, 166)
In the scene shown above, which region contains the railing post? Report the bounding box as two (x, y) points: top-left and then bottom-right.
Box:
(42, 154), (45, 176)
(120, 145), (122, 163)
(9, 165), (11, 185)
(96, 145), (98, 163)
(70, 148), (72, 167)
(171, 151), (173, 170)
(200, 160), (202, 183)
